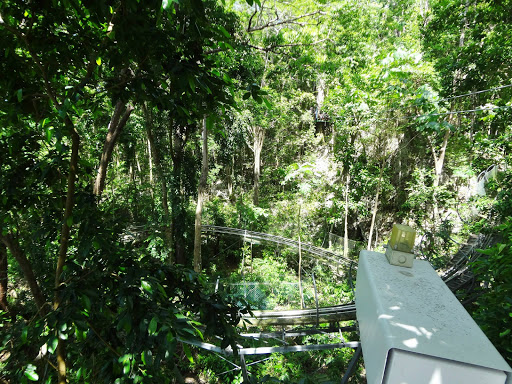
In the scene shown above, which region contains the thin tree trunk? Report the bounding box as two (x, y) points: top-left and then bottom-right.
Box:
(367, 165), (383, 250)
(0, 243), (8, 312)
(54, 121), (80, 384)
(170, 125), (186, 265)
(252, 126), (265, 206)
(143, 105), (172, 255)
(298, 204), (304, 309)
(93, 100), (134, 196)
(0, 234), (47, 311)
(194, 117), (208, 272)
(227, 154), (234, 199)
(148, 137), (154, 184)
(343, 174), (350, 259)
(429, 129), (450, 222)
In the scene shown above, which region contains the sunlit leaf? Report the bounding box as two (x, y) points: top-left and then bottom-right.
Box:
(24, 365), (38, 381)
(148, 316), (158, 335)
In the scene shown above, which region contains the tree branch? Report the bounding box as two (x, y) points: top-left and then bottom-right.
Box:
(247, 10), (325, 32)
(0, 233), (47, 312)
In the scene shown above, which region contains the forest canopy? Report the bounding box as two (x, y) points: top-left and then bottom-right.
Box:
(1, 0), (511, 382)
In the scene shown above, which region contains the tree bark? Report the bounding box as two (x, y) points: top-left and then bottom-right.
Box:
(429, 129), (451, 223)
(0, 234), (47, 312)
(367, 165), (383, 251)
(343, 174), (351, 259)
(193, 117), (209, 272)
(143, 105), (172, 253)
(170, 124), (187, 265)
(0, 242), (8, 312)
(147, 133), (169, 216)
(298, 204), (304, 309)
(54, 121), (80, 384)
(252, 126), (265, 206)
(93, 100), (134, 196)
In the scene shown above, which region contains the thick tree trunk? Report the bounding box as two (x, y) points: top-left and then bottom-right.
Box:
(252, 126), (265, 206)
(193, 117), (208, 272)
(93, 100), (134, 196)
(0, 243), (8, 312)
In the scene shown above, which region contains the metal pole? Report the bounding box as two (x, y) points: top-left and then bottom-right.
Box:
(340, 344), (362, 384)
(240, 355), (249, 383)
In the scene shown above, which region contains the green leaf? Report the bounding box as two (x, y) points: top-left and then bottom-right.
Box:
(148, 316), (158, 335)
(242, 92), (251, 100)
(183, 343), (194, 363)
(66, 216), (73, 227)
(141, 280), (152, 293)
(162, 0), (175, 9)
(24, 365), (39, 381)
(223, 73), (232, 84)
(188, 76), (196, 92)
(47, 336), (59, 354)
(17, 89), (23, 102)
(141, 350), (153, 366)
(218, 25), (230, 38)
(81, 294), (91, 311)
(499, 329), (511, 338)
(46, 127), (54, 142)
(96, 57), (102, 66)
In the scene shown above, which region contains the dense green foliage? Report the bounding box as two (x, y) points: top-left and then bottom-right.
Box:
(1, 0), (511, 382)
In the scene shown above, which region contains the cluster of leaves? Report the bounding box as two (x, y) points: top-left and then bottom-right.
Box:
(471, 218), (512, 365)
(1, 240), (249, 383)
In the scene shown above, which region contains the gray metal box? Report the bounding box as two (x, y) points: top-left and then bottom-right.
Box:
(356, 250), (512, 384)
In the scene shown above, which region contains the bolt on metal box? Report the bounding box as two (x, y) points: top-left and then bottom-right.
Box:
(356, 250), (512, 384)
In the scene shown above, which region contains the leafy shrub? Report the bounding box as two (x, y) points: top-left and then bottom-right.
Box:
(471, 218), (512, 365)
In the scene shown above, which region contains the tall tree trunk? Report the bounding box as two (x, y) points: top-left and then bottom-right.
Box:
(227, 154), (234, 200)
(170, 124), (187, 265)
(93, 100), (134, 196)
(343, 174), (351, 259)
(148, 137), (154, 184)
(54, 121), (80, 384)
(0, 234), (47, 311)
(193, 117), (208, 272)
(0, 243), (8, 312)
(252, 126), (265, 206)
(143, 105), (172, 251)
(429, 129), (450, 223)
(298, 204), (304, 309)
(367, 165), (383, 250)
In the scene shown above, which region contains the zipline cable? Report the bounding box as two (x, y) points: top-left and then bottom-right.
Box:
(371, 104), (511, 123)
(369, 83), (512, 116)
